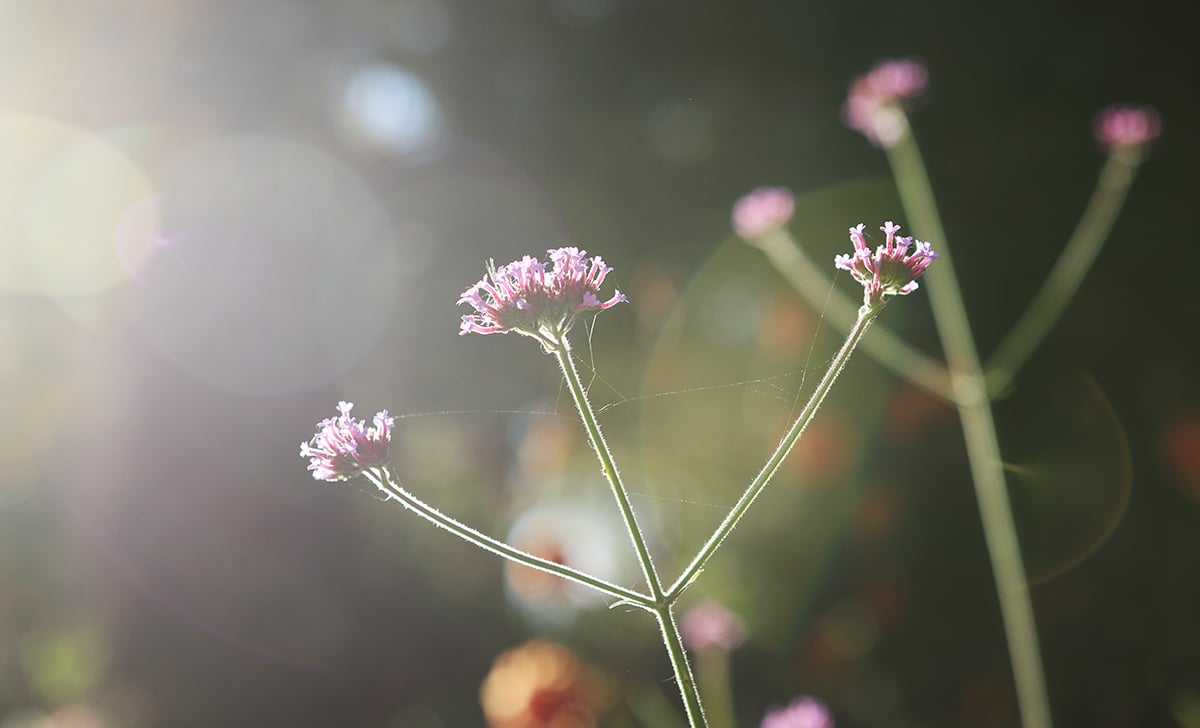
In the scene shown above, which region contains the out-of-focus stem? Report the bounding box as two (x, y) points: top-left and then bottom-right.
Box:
(887, 119), (1053, 728)
(667, 304), (881, 600)
(753, 228), (954, 401)
(361, 466), (653, 608)
(985, 154), (1141, 396)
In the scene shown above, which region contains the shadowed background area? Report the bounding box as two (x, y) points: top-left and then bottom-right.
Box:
(1, 0), (1197, 726)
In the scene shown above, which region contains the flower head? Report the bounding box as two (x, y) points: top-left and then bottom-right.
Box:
(761, 696), (835, 728)
(1093, 105), (1161, 153)
(680, 600), (747, 651)
(458, 247), (626, 349)
(300, 401), (394, 481)
(835, 221), (937, 310)
(842, 59), (928, 147)
(733, 186), (796, 241)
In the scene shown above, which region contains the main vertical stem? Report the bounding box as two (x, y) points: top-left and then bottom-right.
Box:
(552, 340), (707, 727)
(888, 128), (1053, 728)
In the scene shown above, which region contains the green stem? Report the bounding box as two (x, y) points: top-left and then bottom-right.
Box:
(985, 154), (1141, 396)
(887, 122), (1053, 728)
(551, 340), (708, 728)
(361, 466), (653, 608)
(754, 228), (954, 401)
(667, 304), (881, 599)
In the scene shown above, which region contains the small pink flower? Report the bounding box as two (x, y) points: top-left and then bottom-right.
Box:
(733, 187), (796, 240)
(1093, 105), (1161, 152)
(458, 247), (626, 348)
(834, 221), (937, 309)
(841, 59), (928, 147)
(300, 401), (394, 481)
(761, 696), (834, 728)
(680, 600), (747, 651)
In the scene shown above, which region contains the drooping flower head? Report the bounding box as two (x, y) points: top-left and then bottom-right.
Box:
(733, 186), (796, 241)
(300, 401), (394, 481)
(842, 59), (928, 147)
(761, 696), (835, 728)
(680, 600), (747, 651)
(1093, 105), (1161, 155)
(835, 221), (937, 310)
(458, 247), (626, 349)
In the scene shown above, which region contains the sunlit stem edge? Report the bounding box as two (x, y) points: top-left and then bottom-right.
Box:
(752, 229), (954, 401)
(550, 339), (707, 728)
(985, 154), (1143, 396)
(360, 466), (654, 608)
(886, 116), (1054, 728)
(666, 302), (882, 600)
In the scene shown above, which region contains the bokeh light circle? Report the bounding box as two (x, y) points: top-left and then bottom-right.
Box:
(0, 113), (157, 296)
(124, 135), (400, 395)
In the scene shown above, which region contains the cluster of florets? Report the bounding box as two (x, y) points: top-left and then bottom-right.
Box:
(835, 221), (938, 309)
(300, 401), (394, 481)
(1093, 105), (1161, 153)
(841, 58), (928, 147)
(458, 247), (626, 348)
(732, 186), (796, 240)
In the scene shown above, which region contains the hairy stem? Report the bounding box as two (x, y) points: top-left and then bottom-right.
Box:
(668, 304), (881, 599)
(361, 466), (653, 608)
(552, 340), (708, 728)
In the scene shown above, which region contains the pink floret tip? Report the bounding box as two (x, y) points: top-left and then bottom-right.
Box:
(458, 246), (626, 349)
(300, 401), (394, 481)
(761, 696), (835, 728)
(733, 186), (796, 240)
(835, 221), (937, 310)
(1093, 105), (1161, 153)
(842, 58), (928, 147)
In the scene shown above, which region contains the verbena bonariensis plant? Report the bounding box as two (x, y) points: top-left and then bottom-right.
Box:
(735, 59), (1159, 728)
(302, 234), (936, 726)
(300, 58), (1156, 726)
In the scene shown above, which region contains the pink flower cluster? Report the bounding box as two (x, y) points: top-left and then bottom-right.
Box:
(733, 186), (796, 240)
(300, 401), (394, 481)
(458, 247), (626, 346)
(835, 221), (937, 309)
(761, 696), (834, 728)
(1093, 105), (1161, 152)
(842, 59), (928, 147)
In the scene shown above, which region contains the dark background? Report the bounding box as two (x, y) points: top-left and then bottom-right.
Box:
(1, 0), (1197, 726)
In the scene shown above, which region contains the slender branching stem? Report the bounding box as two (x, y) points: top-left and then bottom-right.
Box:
(360, 466), (654, 608)
(887, 120), (1054, 728)
(753, 228), (955, 401)
(985, 154), (1141, 396)
(551, 338), (708, 728)
(667, 304), (882, 600)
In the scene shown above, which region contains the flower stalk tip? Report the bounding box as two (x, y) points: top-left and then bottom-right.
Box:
(300, 401), (394, 481)
(842, 58), (928, 147)
(458, 246), (626, 349)
(835, 221), (937, 310)
(1093, 104), (1161, 156)
(733, 186), (796, 241)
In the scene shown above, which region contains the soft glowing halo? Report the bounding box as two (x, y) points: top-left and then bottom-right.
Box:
(0, 113), (158, 295)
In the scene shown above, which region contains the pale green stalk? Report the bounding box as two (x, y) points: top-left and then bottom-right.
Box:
(886, 117), (1053, 728)
(551, 339), (708, 728)
(360, 466), (653, 608)
(986, 153), (1143, 396)
(668, 303), (882, 599)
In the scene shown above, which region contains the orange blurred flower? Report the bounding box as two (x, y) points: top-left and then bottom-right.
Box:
(480, 640), (615, 728)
